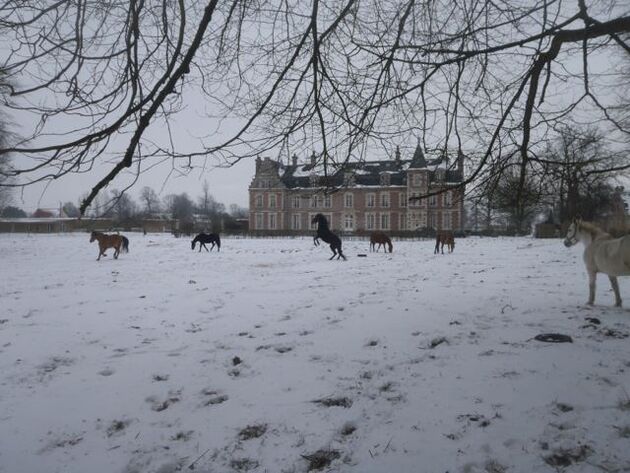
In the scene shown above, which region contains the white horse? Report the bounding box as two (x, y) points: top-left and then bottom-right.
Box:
(564, 219), (630, 307)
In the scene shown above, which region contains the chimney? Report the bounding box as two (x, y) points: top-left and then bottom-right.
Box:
(395, 145), (401, 163)
(255, 155), (262, 174)
(310, 151), (316, 167)
(292, 154), (298, 167)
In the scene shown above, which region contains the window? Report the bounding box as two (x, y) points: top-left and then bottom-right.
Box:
(380, 173), (390, 186)
(428, 212), (436, 229)
(380, 213), (390, 230)
(344, 193), (354, 208)
(366, 193), (376, 208)
(292, 196), (301, 209)
(429, 194), (437, 207)
(380, 192), (390, 208)
(310, 195), (319, 208)
(344, 214), (354, 231)
(410, 192), (420, 208)
(413, 174), (423, 186)
(443, 212), (451, 230)
(291, 214), (301, 230)
(255, 213), (264, 229)
(366, 213), (376, 230)
(323, 195), (332, 208)
(399, 213), (407, 230)
(269, 194), (277, 209)
(269, 213), (277, 229)
(445, 191), (452, 207)
(399, 192), (407, 208)
(255, 194), (263, 209)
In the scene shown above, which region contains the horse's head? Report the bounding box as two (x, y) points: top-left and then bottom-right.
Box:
(191, 237), (197, 250)
(311, 213), (327, 226)
(89, 231), (97, 242)
(563, 218), (581, 247)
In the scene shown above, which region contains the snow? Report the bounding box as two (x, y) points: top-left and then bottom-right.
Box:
(1, 233), (629, 473)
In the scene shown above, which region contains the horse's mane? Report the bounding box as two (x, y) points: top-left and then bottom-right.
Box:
(578, 221), (610, 238)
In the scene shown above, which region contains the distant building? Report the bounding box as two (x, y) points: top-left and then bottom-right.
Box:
(32, 208), (56, 218)
(248, 142), (465, 233)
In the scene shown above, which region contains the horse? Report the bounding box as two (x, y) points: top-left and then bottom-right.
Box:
(191, 233), (221, 252)
(370, 231), (393, 253)
(89, 231), (129, 261)
(434, 230), (455, 254)
(311, 214), (346, 260)
(564, 218), (630, 307)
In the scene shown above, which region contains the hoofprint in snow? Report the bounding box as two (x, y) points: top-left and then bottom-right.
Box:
(0, 234), (629, 473)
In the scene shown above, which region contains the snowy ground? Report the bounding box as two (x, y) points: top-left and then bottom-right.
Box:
(0, 233), (629, 473)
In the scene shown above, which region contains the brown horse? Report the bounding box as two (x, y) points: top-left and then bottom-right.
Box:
(370, 231), (393, 253)
(434, 231), (454, 254)
(90, 231), (129, 261)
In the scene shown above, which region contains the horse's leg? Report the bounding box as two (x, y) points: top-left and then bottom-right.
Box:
(587, 271), (597, 305)
(338, 246), (346, 260)
(329, 244), (337, 260)
(210, 242), (215, 251)
(609, 275), (622, 307)
(114, 243), (120, 259)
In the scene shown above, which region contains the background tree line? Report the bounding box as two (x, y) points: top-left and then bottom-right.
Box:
(467, 125), (628, 235)
(1, 178), (248, 233)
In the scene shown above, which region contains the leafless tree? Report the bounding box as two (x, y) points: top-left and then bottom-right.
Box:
(0, 1), (628, 215)
(140, 186), (161, 216)
(540, 126), (623, 221)
(0, 68), (12, 212)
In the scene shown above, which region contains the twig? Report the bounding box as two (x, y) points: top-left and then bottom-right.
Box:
(187, 447), (211, 470)
(383, 437), (393, 453)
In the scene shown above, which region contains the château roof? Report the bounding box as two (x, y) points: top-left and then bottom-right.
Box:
(276, 150), (462, 189)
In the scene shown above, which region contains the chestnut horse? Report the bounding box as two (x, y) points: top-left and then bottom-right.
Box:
(90, 231), (129, 261)
(370, 231), (393, 253)
(434, 231), (455, 254)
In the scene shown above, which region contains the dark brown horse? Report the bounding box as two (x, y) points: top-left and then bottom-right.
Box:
(90, 231), (129, 260)
(191, 233), (221, 252)
(370, 231), (393, 253)
(312, 214), (346, 260)
(434, 231), (455, 254)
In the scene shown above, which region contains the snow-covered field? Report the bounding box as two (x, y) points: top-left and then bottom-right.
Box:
(1, 233), (629, 473)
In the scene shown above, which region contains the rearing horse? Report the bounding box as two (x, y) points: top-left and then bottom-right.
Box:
(89, 231), (129, 261)
(564, 218), (630, 307)
(312, 214), (346, 260)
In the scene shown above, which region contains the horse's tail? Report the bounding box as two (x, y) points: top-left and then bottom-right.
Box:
(387, 238), (393, 253)
(122, 236), (129, 253)
(216, 234), (221, 250)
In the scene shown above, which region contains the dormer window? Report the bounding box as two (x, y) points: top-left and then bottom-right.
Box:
(380, 173), (391, 186)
